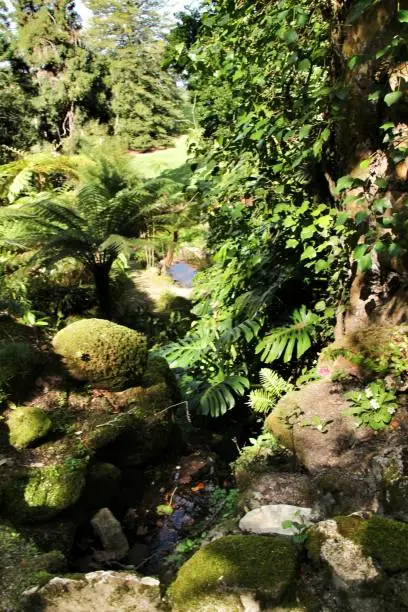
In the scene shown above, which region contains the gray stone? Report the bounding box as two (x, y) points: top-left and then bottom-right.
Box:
(314, 520), (381, 591)
(22, 571), (161, 611)
(239, 504), (313, 536)
(238, 472), (314, 511)
(91, 508), (129, 559)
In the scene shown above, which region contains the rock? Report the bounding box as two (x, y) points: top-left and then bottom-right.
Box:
(52, 318), (148, 390)
(91, 508), (129, 559)
(265, 380), (372, 473)
(177, 451), (215, 485)
(238, 473), (314, 511)
(7, 405), (52, 449)
(239, 504), (313, 536)
(168, 534), (297, 611)
(317, 521), (380, 588)
(22, 570), (161, 611)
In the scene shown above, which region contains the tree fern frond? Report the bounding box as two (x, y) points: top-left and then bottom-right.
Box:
(248, 389), (274, 414)
(248, 368), (294, 415)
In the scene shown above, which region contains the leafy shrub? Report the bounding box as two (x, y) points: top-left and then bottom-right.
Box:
(344, 381), (398, 430)
(7, 406), (52, 449)
(52, 318), (148, 390)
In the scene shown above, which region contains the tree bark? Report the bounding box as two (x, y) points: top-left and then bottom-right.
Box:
(92, 263), (113, 319)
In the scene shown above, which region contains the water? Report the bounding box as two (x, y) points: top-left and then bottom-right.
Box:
(169, 262), (197, 288)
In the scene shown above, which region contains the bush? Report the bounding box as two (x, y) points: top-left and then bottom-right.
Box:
(52, 318), (148, 390)
(7, 406), (52, 450)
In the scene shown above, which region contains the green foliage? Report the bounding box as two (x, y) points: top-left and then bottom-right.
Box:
(7, 405), (52, 449)
(344, 381), (398, 431)
(162, 0), (351, 414)
(248, 368), (293, 415)
(52, 318), (148, 389)
(256, 306), (321, 364)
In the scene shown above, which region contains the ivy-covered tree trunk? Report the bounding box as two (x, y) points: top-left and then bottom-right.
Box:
(92, 262), (113, 319)
(331, 0), (408, 337)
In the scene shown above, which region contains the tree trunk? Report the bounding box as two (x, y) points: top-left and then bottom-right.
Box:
(92, 263), (113, 319)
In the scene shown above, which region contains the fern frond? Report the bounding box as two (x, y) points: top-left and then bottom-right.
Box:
(248, 389), (273, 414)
(259, 368), (293, 397)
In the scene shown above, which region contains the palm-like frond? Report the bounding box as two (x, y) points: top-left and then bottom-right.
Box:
(256, 306), (321, 363)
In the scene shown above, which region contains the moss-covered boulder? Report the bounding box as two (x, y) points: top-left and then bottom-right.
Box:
(168, 535), (297, 611)
(52, 318), (148, 390)
(7, 406), (52, 450)
(336, 514), (408, 572)
(0, 522), (66, 611)
(2, 459), (87, 523)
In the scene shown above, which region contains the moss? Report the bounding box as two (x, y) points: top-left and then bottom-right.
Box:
(3, 459), (87, 522)
(335, 514), (408, 572)
(141, 354), (173, 387)
(264, 393), (301, 450)
(168, 535), (297, 612)
(7, 406), (52, 449)
(0, 522), (63, 610)
(52, 318), (148, 390)
(305, 526), (327, 564)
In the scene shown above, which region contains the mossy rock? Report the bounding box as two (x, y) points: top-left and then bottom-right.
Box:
(7, 406), (52, 450)
(0, 522), (65, 611)
(336, 514), (408, 572)
(0, 342), (38, 404)
(2, 460), (87, 523)
(52, 318), (148, 390)
(168, 535), (297, 612)
(84, 382), (176, 465)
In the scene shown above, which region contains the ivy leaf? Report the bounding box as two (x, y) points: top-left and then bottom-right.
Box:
(298, 58), (311, 72)
(301, 246), (316, 261)
(398, 10), (408, 23)
(384, 91), (403, 107)
(286, 238), (299, 248)
(335, 175), (355, 194)
(284, 29), (298, 44)
(359, 159), (371, 169)
(357, 254), (373, 272)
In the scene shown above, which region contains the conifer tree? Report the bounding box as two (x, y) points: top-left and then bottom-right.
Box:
(11, 0), (110, 144)
(85, 0), (184, 150)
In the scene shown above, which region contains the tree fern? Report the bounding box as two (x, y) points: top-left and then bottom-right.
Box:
(256, 305), (321, 363)
(248, 368), (294, 415)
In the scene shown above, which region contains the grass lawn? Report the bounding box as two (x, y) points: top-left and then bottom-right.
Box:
(129, 135), (189, 178)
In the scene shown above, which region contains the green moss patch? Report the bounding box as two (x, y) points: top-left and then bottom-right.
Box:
(168, 535), (297, 611)
(52, 318), (148, 390)
(2, 459), (87, 522)
(7, 406), (52, 449)
(335, 514), (408, 572)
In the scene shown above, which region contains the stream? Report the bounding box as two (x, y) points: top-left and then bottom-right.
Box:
(168, 262), (198, 288)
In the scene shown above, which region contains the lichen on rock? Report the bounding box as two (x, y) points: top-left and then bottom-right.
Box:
(168, 534), (297, 611)
(52, 318), (148, 390)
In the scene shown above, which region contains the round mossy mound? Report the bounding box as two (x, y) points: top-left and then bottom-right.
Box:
(168, 535), (297, 611)
(52, 318), (148, 390)
(7, 406), (52, 450)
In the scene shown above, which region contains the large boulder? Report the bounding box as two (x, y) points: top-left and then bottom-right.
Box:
(168, 535), (297, 611)
(265, 380), (373, 473)
(52, 318), (148, 390)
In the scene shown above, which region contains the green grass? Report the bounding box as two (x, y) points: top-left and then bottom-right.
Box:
(129, 135), (189, 178)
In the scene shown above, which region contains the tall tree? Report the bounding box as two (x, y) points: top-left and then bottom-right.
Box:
(11, 0), (110, 144)
(85, 0), (184, 150)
